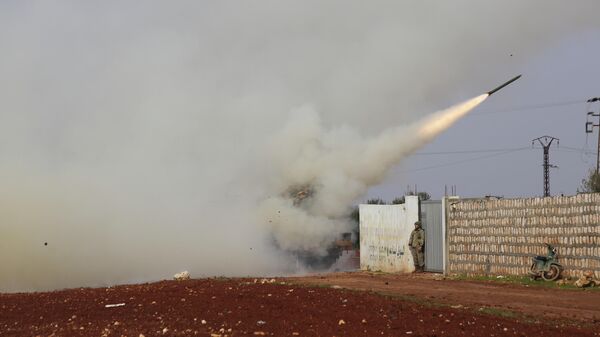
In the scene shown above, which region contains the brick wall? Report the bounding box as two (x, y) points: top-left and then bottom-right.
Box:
(447, 193), (600, 278)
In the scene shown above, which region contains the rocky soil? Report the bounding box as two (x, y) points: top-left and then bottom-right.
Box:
(1, 276), (599, 336)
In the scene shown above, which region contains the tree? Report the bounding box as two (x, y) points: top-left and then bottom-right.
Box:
(391, 197), (405, 204)
(349, 206), (359, 223)
(417, 191), (431, 201)
(579, 169), (600, 193)
(349, 198), (387, 224)
(366, 198), (387, 205)
(405, 191), (431, 201)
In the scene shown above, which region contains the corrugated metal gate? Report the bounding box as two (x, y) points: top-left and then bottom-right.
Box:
(420, 200), (443, 272)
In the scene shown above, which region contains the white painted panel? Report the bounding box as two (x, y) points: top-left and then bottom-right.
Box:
(359, 196), (419, 273)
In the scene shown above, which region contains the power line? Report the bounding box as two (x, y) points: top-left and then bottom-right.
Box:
(556, 146), (595, 155)
(413, 147), (527, 155)
(413, 145), (593, 156)
(405, 148), (529, 172)
(472, 99), (584, 116)
(406, 144), (592, 173)
(561, 146), (589, 151)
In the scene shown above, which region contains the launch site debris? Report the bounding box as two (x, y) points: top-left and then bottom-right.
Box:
(104, 303), (126, 308)
(173, 271), (190, 281)
(286, 184), (315, 206)
(575, 271), (599, 288)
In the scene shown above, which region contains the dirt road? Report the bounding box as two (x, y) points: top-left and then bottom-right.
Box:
(1, 275), (599, 336)
(291, 272), (600, 322)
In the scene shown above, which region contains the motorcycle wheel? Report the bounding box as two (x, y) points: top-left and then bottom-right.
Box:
(529, 263), (539, 280)
(542, 265), (561, 281)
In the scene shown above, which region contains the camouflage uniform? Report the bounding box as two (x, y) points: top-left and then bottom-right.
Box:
(409, 221), (425, 272)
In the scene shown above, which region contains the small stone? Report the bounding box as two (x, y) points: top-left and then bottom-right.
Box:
(162, 328), (169, 334)
(338, 319), (345, 325)
(173, 271), (190, 281)
(576, 276), (593, 288)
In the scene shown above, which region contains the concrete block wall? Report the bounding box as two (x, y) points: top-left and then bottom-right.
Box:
(447, 193), (600, 278)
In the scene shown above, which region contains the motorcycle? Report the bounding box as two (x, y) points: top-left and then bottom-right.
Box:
(529, 243), (563, 281)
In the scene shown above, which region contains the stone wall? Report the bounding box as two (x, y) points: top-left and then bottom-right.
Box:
(447, 193), (600, 278)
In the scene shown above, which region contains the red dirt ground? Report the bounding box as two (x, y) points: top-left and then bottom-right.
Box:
(1, 275), (599, 337)
(291, 272), (600, 322)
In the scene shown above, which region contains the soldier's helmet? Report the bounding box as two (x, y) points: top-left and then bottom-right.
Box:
(414, 221), (423, 228)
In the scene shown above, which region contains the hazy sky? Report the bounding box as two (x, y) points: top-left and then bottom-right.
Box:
(369, 28), (600, 201)
(2, 1), (598, 203)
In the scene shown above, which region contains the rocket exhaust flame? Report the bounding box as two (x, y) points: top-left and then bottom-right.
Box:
(417, 94), (488, 141)
(418, 75), (521, 140)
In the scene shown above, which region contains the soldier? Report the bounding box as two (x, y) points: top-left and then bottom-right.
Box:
(409, 221), (425, 272)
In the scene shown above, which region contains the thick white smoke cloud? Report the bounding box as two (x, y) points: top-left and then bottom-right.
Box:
(259, 95), (488, 255)
(0, 1), (598, 291)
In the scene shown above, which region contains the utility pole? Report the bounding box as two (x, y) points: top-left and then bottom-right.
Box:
(585, 97), (600, 174)
(532, 136), (559, 197)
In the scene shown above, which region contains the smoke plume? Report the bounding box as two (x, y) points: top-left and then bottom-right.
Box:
(0, 1), (598, 291)
(260, 95), (488, 255)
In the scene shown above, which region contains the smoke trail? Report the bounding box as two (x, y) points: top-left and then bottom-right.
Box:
(260, 95), (488, 257)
